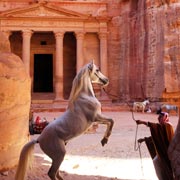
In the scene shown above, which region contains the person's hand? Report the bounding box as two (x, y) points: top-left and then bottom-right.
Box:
(136, 120), (148, 126)
(136, 120), (141, 125)
(138, 138), (145, 143)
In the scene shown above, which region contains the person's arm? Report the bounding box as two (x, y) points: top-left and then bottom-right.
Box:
(136, 120), (149, 126)
(165, 123), (174, 142)
(138, 138), (145, 143)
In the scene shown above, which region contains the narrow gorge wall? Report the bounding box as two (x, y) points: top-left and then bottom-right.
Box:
(108, 0), (180, 101)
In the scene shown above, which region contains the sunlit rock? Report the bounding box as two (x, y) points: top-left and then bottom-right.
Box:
(0, 32), (31, 172)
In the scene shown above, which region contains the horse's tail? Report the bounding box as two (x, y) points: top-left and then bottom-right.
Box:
(15, 139), (37, 180)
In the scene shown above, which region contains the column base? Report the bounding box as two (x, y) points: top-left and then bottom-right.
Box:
(53, 98), (68, 110)
(53, 98), (68, 104)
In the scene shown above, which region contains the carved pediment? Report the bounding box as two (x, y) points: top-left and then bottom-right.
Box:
(0, 3), (88, 19)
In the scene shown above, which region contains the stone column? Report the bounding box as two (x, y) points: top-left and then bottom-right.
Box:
(99, 32), (108, 76)
(75, 31), (84, 73)
(54, 31), (64, 101)
(98, 32), (110, 102)
(22, 30), (32, 74)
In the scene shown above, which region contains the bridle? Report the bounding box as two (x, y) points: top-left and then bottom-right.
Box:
(102, 88), (140, 145)
(102, 88), (136, 119)
(88, 65), (107, 85)
(94, 70), (108, 85)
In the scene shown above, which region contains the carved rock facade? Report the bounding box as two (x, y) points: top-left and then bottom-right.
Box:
(0, 0), (179, 101)
(0, 0), (179, 102)
(0, 0), (180, 174)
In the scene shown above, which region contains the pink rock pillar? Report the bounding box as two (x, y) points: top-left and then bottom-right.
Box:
(22, 30), (32, 74)
(98, 32), (110, 101)
(99, 32), (108, 76)
(75, 31), (84, 73)
(54, 31), (64, 101)
(0, 31), (31, 172)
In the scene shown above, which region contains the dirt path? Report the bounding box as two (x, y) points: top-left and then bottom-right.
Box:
(1, 111), (178, 180)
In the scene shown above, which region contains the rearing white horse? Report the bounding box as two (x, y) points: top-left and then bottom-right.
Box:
(15, 61), (114, 180)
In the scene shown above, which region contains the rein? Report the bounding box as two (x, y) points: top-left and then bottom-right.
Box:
(102, 88), (136, 121)
(134, 125), (144, 175)
(102, 88), (144, 175)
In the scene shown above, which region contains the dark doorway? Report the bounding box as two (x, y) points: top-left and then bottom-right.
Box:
(33, 54), (53, 92)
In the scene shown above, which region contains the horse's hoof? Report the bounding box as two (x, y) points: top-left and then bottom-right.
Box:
(56, 171), (63, 180)
(101, 137), (108, 146)
(48, 172), (57, 180)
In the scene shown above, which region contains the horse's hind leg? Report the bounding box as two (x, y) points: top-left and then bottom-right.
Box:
(39, 138), (66, 180)
(48, 156), (65, 180)
(49, 141), (66, 180)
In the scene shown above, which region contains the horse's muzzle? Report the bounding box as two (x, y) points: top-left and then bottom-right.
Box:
(101, 78), (109, 86)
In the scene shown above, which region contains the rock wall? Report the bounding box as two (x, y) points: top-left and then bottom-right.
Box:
(108, 0), (180, 178)
(164, 3), (180, 92)
(0, 32), (31, 172)
(107, 0), (180, 101)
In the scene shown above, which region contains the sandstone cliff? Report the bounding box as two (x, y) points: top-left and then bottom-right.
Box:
(0, 32), (31, 172)
(108, 0), (180, 101)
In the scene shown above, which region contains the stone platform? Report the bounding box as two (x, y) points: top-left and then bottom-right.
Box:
(31, 93), (130, 112)
(31, 101), (130, 113)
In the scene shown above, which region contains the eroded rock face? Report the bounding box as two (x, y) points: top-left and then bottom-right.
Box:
(0, 32), (31, 172)
(108, 0), (179, 101)
(108, 0), (180, 178)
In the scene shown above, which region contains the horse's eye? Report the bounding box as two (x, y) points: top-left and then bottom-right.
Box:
(96, 69), (100, 72)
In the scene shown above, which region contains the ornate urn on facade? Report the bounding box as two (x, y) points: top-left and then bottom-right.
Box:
(0, 32), (31, 172)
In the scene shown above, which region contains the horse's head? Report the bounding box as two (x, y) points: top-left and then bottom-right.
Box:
(88, 61), (109, 86)
(144, 99), (150, 105)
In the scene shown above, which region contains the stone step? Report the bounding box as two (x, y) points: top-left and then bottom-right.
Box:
(31, 101), (130, 113)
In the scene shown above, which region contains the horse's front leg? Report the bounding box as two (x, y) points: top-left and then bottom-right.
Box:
(95, 114), (114, 146)
(142, 106), (145, 113)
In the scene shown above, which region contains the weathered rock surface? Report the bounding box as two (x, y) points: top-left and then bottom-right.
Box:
(108, 0), (180, 178)
(0, 32), (31, 172)
(108, 0), (180, 101)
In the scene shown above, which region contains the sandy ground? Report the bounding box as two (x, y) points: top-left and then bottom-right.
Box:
(0, 111), (179, 180)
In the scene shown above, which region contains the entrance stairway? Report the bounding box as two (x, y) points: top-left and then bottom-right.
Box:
(31, 93), (129, 112)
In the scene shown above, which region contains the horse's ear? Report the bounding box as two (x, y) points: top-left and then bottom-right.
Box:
(88, 60), (94, 71)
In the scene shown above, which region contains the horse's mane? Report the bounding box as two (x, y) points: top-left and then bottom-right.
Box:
(68, 63), (94, 108)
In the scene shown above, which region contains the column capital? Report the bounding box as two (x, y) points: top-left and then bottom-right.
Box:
(75, 31), (85, 39)
(22, 30), (33, 37)
(54, 31), (65, 39)
(98, 32), (107, 39)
